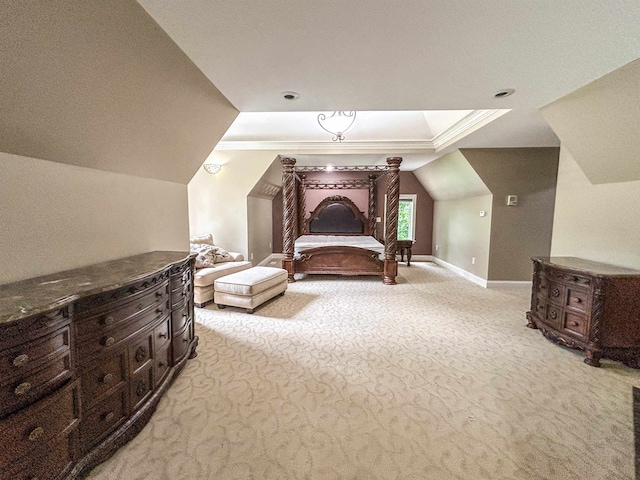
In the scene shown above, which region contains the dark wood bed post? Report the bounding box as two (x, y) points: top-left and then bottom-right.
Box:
(368, 174), (377, 238)
(384, 157), (402, 285)
(282, 157), (297, 283)
(298, 174), (307, 236)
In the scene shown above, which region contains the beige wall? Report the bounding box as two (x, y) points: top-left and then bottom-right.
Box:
(540, 59), (640, 184)
(550, 146), (640, 269)
(463, 148), (559, 281)
(247, 197), (274, 264)
(0, 0), (237, 184)
(432, 195), (493, 279)
(0, 153), (189, 285)
(188, 151), (279, 257)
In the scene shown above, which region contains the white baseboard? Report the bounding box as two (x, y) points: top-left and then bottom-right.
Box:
(485, 280), (532, 289)
(431, 257), (532, 289)
(431, 257), (488, 287)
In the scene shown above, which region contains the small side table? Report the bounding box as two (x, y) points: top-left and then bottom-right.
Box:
(396, 240), (415, 266)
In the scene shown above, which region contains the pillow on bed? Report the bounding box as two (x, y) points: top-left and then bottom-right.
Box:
(189, 233), (214, 245)
(190, 243), (234, 268)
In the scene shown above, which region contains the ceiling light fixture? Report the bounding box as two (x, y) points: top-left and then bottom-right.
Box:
(494, 89), (515, 98)
(203, 163), (221, 174)
(317, 111), (357, 142)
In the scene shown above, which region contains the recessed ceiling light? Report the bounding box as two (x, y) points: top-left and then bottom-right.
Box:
(494, 89), (515, 98)
(281, 91), (300, 100)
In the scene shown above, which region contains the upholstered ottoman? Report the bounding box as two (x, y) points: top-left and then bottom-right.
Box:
(214, 266), (288, 313)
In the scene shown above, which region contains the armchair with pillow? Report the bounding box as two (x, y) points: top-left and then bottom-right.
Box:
(190, 234), (252, 307)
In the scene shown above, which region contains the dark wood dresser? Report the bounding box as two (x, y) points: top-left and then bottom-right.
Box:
(526, 256), (640, 368)
(0, 251), (197, 480)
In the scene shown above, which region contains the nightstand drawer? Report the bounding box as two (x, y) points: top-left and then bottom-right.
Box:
(563, 312), (588, 337)
(565, 288), (588, 314)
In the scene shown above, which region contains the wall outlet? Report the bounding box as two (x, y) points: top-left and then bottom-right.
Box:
(269, 242), (272, 248)
(435, 245), (439, 251)
(250, 253), (254, 260)
(472, 257), (476, 265)
(376, 217), (381, 223)
(479, 210), (486, 217)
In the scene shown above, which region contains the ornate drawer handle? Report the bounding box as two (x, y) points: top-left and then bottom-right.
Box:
(103, 316), (115, 326)
(135, 346), (148, 363)
(101, 373), (114, 384)
(537, 304), (543, 310)
(28, 426), (44, 441)
(183, 337), (189, 343)
(156, 291), (163, 298)
(158, 361), (166, 368)
(13, 354), (29, 367)
(552, 288), (561, 297)
(103, 411), (115, 423)
(572, 297), (582, 304)
(15, 382), (32, 395)
(181, 291), (187, 297)
(156, 308), (164, 314)
(549, 311), (558, 320)
(570, 321), (579, 327)
(102, 336), (115, 347)
(158, 332), (168, 339)
(539, 285), (546, 290)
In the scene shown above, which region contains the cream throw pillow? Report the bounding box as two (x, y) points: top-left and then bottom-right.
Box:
(190, 243), (234, 268)
(190, 233), (214, 245)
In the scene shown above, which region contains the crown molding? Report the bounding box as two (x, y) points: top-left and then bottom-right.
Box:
(215, 140), (436, 153)
(433, 109), (510, 151)
(215, 109), (510, 153)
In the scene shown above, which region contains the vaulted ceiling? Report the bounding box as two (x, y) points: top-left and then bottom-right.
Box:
(139, 0), (640, 169)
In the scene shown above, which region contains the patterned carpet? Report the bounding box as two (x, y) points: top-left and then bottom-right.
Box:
(89, 262), (639, 479)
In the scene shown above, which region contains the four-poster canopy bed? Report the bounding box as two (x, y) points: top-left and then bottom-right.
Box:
(281, 156), (402, 285)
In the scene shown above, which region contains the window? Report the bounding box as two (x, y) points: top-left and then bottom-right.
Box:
(384, 194), (417, 241)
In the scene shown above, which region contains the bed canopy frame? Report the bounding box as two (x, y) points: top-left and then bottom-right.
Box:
(281, 156), (402, 285)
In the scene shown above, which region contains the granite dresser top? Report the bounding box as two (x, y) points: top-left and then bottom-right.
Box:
(0, 251), (193, 324)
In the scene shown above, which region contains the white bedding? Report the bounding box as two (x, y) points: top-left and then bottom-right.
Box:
(295, 235), (385, 255)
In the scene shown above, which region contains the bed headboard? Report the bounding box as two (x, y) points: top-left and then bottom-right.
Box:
(307, 195), (370, 235)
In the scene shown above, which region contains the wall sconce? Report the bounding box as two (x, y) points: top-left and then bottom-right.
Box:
(203, 164), (221, 174)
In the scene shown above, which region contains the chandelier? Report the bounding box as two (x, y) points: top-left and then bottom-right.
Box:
(317, 111), (357, 142)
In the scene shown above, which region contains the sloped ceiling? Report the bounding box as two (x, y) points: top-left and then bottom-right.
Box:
(0, 1), (237, 184)
(540, 58), (640, 184)
(413, 150), (490, 201)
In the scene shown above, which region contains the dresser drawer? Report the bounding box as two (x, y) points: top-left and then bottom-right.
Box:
(81, 351), (127, 410)
(0, 353), (72, 418)
(0, 325), (71, 382)
(0, 308), (69, 349)
(80, 387), (127, 450)
(129, 333), (153, 375)
(172, 321), (193, 364)
(75, 283), (169, 340)
(565, 287), (589, 314)
(171, 301), (191, 335)
(77, 309), (167, 361)
(130, 363), (153, 411)
(563, 311), (588, 338)
(171, 281), (192, 308)
(0, 380), (79, 464)
(154, 317), (171, 352)
(74, 275), (170, 318)
(3, 431), (75, 480)
(170, 261), (192, 289)
(154, 343), (171, 388)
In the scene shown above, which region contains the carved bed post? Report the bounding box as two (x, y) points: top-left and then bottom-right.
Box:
(368, 174), (377, 237)
(384, 157), (402, 285)
(298, 174), (307, 236)
(282, 157), (297, 282)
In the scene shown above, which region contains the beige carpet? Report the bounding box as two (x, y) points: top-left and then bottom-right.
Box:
(89, 262), (638, 479)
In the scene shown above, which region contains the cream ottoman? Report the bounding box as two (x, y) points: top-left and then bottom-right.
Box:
(214, 266), (288, 313)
